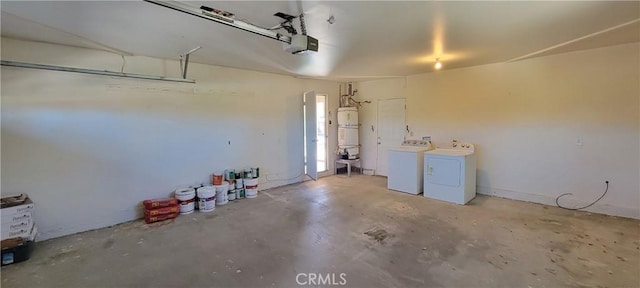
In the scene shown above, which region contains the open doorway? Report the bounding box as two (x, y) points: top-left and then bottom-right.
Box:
(316, 94), (328, 172)
(304, 92), (329, 180)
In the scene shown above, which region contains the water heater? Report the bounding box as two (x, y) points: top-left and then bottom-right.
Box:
(337, 107), (359, 159)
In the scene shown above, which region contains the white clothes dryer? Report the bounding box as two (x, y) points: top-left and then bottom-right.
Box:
(423, 142), (476, 204)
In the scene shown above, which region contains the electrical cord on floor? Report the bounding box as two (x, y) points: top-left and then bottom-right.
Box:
(555, 181), (609, 210)
(264, 172), (305, 184)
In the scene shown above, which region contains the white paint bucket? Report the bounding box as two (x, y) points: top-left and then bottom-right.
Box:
(235, 178), (244, 189)
(196, 186), (216, 212)
(244, 178), (259, 198)
(175, 188), (196, 214)
(214, 183), (229, 205)
(228, 189), (237, 201)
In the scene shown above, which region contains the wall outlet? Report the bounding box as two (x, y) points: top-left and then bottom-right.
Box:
(576, 137), (584, 147)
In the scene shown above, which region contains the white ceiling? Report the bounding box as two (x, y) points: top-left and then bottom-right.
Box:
(1, 1), (639, 81)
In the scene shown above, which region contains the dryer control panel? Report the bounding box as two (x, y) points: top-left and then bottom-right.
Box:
(451, 140), (474, 151)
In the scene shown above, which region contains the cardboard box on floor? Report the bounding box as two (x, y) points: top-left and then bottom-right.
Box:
(1, 226), (36, 265)
(1, 195), (34, 216)
(1, 194), (37, 243)
(2, 221), (35, 240)
(2, 211), (33, 224)
(1, 224), (36, 249)
(1, 194), (37, 265)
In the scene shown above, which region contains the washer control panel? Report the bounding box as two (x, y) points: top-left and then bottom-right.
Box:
(402, 140), (431, 147)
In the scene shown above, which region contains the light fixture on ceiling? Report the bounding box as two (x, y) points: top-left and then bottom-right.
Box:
(434, 58), (442, 70)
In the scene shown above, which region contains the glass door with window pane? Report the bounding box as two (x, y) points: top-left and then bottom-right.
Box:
(316, 95), (327, 172)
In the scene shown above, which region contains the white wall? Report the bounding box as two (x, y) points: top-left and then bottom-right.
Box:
(1, 38), (339, 240)
(359, 43), (640, 219)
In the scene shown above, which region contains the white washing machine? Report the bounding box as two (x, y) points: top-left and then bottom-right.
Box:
(387, 140), (434, 194)
(423, 142), (476, 204)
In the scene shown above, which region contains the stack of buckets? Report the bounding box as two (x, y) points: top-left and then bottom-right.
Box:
(172, 168), (260, 216)
(243, 168), (259, 198)
(213, 168), (260, 202)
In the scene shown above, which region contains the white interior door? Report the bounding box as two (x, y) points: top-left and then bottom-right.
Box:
(304, 91), (318, 180)
(377, 98), (406, 176)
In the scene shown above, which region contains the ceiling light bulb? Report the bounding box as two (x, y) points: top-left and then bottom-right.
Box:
(435, 59), (442, 70)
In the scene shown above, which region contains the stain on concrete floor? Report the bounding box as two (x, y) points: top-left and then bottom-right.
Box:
(364, 229), (392, 244)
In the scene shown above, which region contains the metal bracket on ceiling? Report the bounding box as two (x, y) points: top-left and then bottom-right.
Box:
(1, 60), (195, 83)
(180, 46), (201, 79)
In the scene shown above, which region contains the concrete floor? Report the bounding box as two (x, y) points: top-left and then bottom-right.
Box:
(2, 175), (639, 287)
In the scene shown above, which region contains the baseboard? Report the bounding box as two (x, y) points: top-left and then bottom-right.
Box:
(36, 210), (137, 241)
(36, 178), (307, 241)
(362, 169), (375, 176)
(477, 185), (639, 220)
(37, 182), (637, 241)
